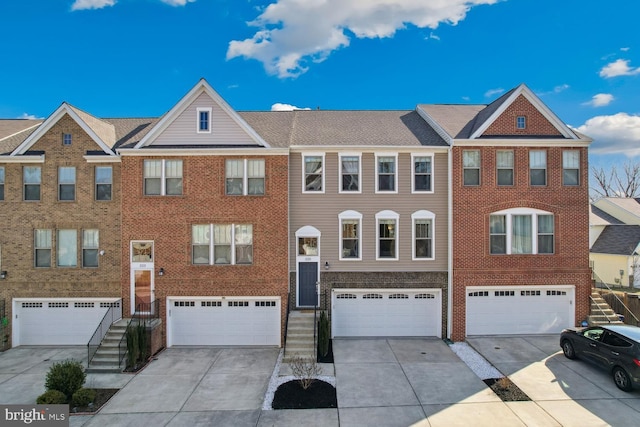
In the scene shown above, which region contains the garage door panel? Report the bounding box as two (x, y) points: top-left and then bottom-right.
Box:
(466, 288), (574, 336)
(332, 289), (441, 338)
(168, 298), (280, 346)
(15, 300), (116, 346)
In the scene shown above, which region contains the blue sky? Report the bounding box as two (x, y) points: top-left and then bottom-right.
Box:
(1, 0), (639, 173)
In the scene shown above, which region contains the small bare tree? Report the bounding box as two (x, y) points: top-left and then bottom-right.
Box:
(591, 162), (640, 199)
(290, 355), (321, 390)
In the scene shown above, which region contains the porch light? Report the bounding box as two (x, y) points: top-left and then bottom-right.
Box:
(620, 270), (625, 277)
(158, 268), (165, 277)
(325, 261), (329, 270)
(0, 271), (6, 279)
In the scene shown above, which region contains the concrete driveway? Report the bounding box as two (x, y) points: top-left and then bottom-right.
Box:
(3, 336), (640, 426)
(467, 335), (640, 427)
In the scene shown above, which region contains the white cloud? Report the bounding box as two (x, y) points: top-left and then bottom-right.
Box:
(160, 0), (196, 6)
(71, 0), (115, 10)
(227, 0), (498, 78)
(553, 84), (569, 93)
(599, 59), (640, 78)
(577, 113), (640, 156)
(484, 88), (504, 98)
(582, 93), (615, 107)
(621, 47), (630, 52)
(71, 0), (193, 10)
(271, 103), (311, 111)
(426, 32), (440, 41)
(18, 113), (42, 120)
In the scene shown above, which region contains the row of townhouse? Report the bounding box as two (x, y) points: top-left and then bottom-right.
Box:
(0, 80), (592, 349)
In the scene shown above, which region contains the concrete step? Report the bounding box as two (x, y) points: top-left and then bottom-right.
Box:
(86, 365), (122, 374)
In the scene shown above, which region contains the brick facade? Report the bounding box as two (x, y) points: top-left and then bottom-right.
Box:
(451, 144), (591, 341)
(0, 114), (121, 346)
(120, 155), (289, 346)
(483, 95), (563, 136)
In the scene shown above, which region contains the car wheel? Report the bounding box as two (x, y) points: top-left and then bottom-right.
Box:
(613, 367), (633, 392)
(561, 340), (576, 359)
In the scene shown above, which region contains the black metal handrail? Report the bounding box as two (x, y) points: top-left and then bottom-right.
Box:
(283, 292), (291, 355)
(118, 299), (160, 368)
(87, 299), (122, 367)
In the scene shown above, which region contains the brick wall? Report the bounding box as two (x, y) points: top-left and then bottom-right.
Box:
(0, 114), (122, 346)
(120, 154), (289, 346)
(483, 95), (563, 136)
(451, 145), (591, 340)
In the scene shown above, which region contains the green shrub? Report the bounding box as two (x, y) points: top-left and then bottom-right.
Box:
(318, 311), (330, 358)
(72, 388), (96, 407)
(126, 325), (140, 369)
(45, 360), (86, 400)
(36, 389), (67, 404)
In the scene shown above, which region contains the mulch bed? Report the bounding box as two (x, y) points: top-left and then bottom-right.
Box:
(483, 378), (531, 402)
(272, 380), (337, 409)
(70, 388), (119, 414)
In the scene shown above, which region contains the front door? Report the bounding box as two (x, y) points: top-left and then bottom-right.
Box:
(299, 262), (318, 306)
(133, 269), (154, 313)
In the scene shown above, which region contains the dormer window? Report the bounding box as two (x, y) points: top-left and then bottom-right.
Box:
(516, 116), (526, 129)
(63, 133), (72, 145)
(197, 108), (212, 133)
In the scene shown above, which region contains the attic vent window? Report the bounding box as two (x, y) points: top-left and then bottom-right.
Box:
(516, 116), (526, 129)
(197, 108), (212, 133)
(63, 133), (72, 145)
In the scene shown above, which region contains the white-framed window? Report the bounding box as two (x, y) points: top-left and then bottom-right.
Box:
(57, 229), (77, 267)
(376, 210), (399, 260)
(412, 154), (433, 193)
(303, 154), (324, 193)
(339, 210), (362, 260)
(0, 166), (4, 201)
(563, 150), (580, 186)
(412, 210), (435, 260)
(517, 116), (527, 129)
(529, 150), (547, 186)
(496, 150), (514, 186)
(63, 133), (72, 145)
(197, 107), (212, 133)
(58, 167), (76, 201)
(339, 154), (361, 193)
(226, 159), (265, 195)
(489, 208), (554, 255)
(24, 166), (41, 201)
(34, 229), (52, 268)
(462, 150), (480, 186)
(192, 224), (253, 265)
(144, 159), (183, 195)
(96, 166), (112, 201)
(82, 229), (99, 268)
(376, 153), (397, 193)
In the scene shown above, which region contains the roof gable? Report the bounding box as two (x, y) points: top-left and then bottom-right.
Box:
(470, 84), (578, 140)
(591, 225), (640, 255)
(11, 103), (116, 156)
(135, 79), (270, 149)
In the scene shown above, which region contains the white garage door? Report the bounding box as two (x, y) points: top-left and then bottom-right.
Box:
(167, 297), (281, 346)
(332, 289), (441, 338)
(466, 286), (574, 335)
(13, 298), (120, 346)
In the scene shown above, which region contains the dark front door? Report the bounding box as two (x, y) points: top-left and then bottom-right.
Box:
(299, 262), (318, 306)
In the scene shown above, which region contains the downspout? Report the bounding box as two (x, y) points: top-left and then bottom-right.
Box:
(447, 141), (453, 340)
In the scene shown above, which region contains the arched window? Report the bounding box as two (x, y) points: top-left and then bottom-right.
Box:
(489, 208), (554, 254)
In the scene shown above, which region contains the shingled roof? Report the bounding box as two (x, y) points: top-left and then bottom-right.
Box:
(0, 119), (42, 154)
(591, 225), (640, 255)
